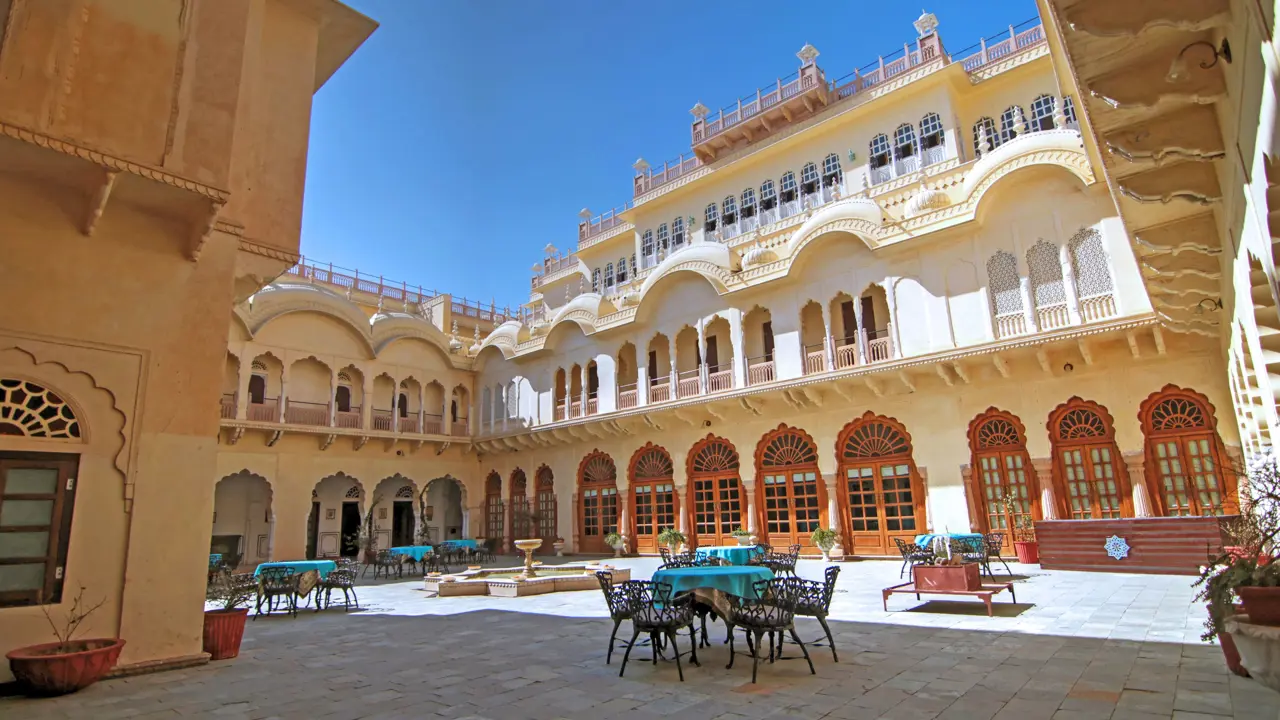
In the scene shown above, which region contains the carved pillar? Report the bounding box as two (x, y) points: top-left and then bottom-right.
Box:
(580, 365), (589, 414)
(617, 481), (631, 552)
(696, 320), (708, 393)
(443, 388), (454, 435)
(960, 464), (978, 532)
(1031, 457), (1058, 520)
(882, 279), (903, 359)
(729, 310), (746, 389)
(668, 336), (678, 392)
(418, 381), (427, 434)
(852, 297), (866, 364)
(1019, 275), (1037, 331)
(820, 302), (835, 371)
(500, 384), (508, 432)
(235, 351), (252, 420)
(1060, 244), (1082, 325)
(329, 369), (339, 426)
(278, 364), (290, 423)
(742, 478), (759, 536)
(390, 376), (402, 434)
(361, 373), (374, 430)
(1124, 451), (1155, 517)
(637, 358), (650, 406)
(673, 462), (689, 539)
(823, 474), (844, 559)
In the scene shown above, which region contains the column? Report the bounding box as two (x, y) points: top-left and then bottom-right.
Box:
(443, 388), (453, 435)
(617, 481), (631, 552)
(668, 336), (678, 392)
(418, 382), (427, 434)
(390, 376), (402, 434)
(820, 302), (835, 370)
(328, 369), (339, 426)
(729, 310), (746, 389)
(580, 365), (589, 413)
(1031, 457), (1058, 520)
(526, 478), (538, 544)
(278, 364), (290, 423)
(823, 473), (844, 559)
(637, 357), (650, 406)
(235, 351), (251, 420)
(743, 478), (759, 536)
(852, 297), (866, 364)
(361, 372), (374, 430)
(1123, 451), (1155, 517)
(467, 400), (476, 435)
(500, 384), (508, 432)
(696, 320), (708, 393)
(673, 461), (689, 537)
(1020, 275), (1037, 331)
(883, 280), (903, 359)
(1060, 244), (1082, 324)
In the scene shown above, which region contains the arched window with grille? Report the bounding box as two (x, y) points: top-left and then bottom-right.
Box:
(641, 230), (654, 261)
(1063, 96), (1078, 127)
(671, 217), (684, 247)
(1048, 398), (1130, 520)
(485, 471), (504, 540)
(1030, 94), (1055, 131)
(894, 124), (917, 159)
(740, 188), (757, 219)
(629, 443), (676, 554)
(578, 450), (618, 552)
(838, 412), (924, 556)
(986, 250), (1024, 336)
(1139, 386), (1237, 516)
(616, 257), (627, 283)
(800, 162), (819, 195)
(591, 268), (601, 293)
(760, 179), (777, 210)
(1069, 228), (1114, 318)
(655, 224), (668, 254)
(822, 153), (842, 187)
(973, 117), (997, 155)
(535, 466), (557, 544)
(1000, 105), (1027, 144)
(509, 468), (530, 543)
(780, 171), (798, 202)
(869, 134), (891, 170)
(688, 434), (742, 548)
(704, 202), (718, 232)
(755, 424), (822, 549)
(721, 195), (737, 225)
(920, 113), (944, 150)
(1027, 239), (1067, 328)
(603, 262), (614, 290)
(967, 408), (1037, 552)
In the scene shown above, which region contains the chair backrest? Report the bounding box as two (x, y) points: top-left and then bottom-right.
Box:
(259, 567), (295, 591)
(657, 559), (694, 570)
(788, 544), (801, 558)
(734, 577), (799, 626)
(327, 568), (356, 587)
(984, 532), (1005, 554)
(949, 536), (983, 556)
(376, 549), (396, 563)
(659, 547), (672, 563)
(819, 565), (840, 608)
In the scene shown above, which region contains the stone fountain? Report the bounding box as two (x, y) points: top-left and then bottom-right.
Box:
(513, 538), (543, 579)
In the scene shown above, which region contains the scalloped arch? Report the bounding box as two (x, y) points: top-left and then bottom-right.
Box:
(966, 407), (1029, 452)
(244, 284), (375, 356)
(629, 442), (674, 481)
(783, 197), (885, 265)
(962, 131), (1094, 217)
(635, 243), (735, 309)
(370, 314), (456, 363)
(754, 423), (819, 470)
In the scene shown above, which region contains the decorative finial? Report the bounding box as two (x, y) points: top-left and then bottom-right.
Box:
(689, 104), (709, 120)
(543, 243), (557, 256)
(797, 44), (819, 65)
(578, 208), (592, 220)
(469, 324), (482, 355)
(1012, 110), (1026, 137)
(447, 320), (462, 353)
(531, 263), (543, 273)
(1052, 96), (1067, 129)
(978, 123), (992, 156)
(913, 10), (939, 38)
(633, 157), (651, 173)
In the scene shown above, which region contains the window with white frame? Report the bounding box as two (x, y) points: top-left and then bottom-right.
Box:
(894, 124), (917, 158)
(822, 153), (842, 186)
(1030, 94), (1054, 131)
(642, 230), (654, 259)
(656, 224), (668, 252)
(721, 195), (737, 225)
(604, 262), (615, 290)
(780, 171), (797, 202)
(869, 134), (891, 169)
(986, 251), (1023, 316)
(704, 203), (718, 231)
(999, 106), (1026, 144)
(1063, 96), (1077, 126)
(672, 217), (685, 246)
(920, 113), (944, 149)
(617, 257), (627, 283)
(1026, 240), (1065, 309)
(741, 188), (756, 218)
(800, 162), (819, 194)
(591, 268), (601, 293)
(972, 117), (997, 155)
(760, 179), (777, 210)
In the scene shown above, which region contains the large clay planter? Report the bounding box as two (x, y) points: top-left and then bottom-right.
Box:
(203, 608), (249, 661)
(1225, 616), (1280, 694)
(913, 563), (981, 592)
(1214, 604), (1250, 677)
(6, 638), (125, 696)
(1238, 586), (1280, 626)
(1013, 540), (1039, 564)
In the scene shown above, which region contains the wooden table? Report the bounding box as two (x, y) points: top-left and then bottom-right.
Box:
(882, 581), (1016, 617)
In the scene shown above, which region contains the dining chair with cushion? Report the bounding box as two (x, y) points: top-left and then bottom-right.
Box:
(892, 537), (935, 579)
(318, 568), (359, 612)
(617, 581), (700, 682)
(726, 578), (815, 683)
(984, 532), (1013, 576)
(254, 567), (298, 619)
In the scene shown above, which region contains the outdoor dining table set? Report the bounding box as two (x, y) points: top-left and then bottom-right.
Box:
(597, 545), (840, 683)
(250, 559), (359, 617)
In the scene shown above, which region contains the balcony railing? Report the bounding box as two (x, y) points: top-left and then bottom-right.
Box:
(247, 399), (277, 422)
(618, 384), (638, 410)
(995, 313), (1026, 339)
(804, 345), (826, 375)
(834, 341), (859, 370)
(397, 416), (420, 434)
(451, 420), (469, 437)
(372, 409), (394, 431)
(286, 258), (515, 323)
(220, 394), (236, 419)
(335, 409), (362, 429)
(285, 400), (330, 427)
(1036, 304), (1072, 332)
(586, 397), (599, 416)
(1079, 294), (1117, 323)
(570, 400), (583, 418)
(423, 414), (444, 435)
(578, 203), (633, 242)
(650, 379), (672, 403)
(554, 404), (566, 421)
(676, 369), (701, 399)
(866, 328), (894, 363)
(954, 19), (1044, 73)
(747, 357), (775, 386)
(708, 369), (733, 393)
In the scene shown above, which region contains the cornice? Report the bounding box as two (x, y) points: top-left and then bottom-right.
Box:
(969, 44), (1050, 83)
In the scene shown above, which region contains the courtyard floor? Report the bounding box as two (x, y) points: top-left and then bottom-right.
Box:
(3, 558), (1279, 720)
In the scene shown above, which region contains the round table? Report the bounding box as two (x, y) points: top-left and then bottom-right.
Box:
(652, 565), (774, 599)
(388, 545), (433, 561)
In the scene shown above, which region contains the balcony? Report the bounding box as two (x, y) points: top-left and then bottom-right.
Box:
(747, 358), (775, 386)
(247, 399), (277, 422)
(335, 408), (362, 429)
(285, 258), (516, 323)
(690, 58), (829, 164)
(220, 394), (236, 419)
(284, 400), (330, 427)
(618, 384), (638, 410)
(577, 204), (634, 249)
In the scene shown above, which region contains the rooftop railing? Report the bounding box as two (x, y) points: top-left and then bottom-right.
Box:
(578, 203), (634, 242)
(284, 258), (516, 323)
(949, 18), (1044, 73)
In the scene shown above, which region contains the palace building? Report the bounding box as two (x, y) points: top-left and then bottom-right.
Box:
(2, 0), (1276, 680)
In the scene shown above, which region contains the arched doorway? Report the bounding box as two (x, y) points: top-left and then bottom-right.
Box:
(578, 451), (618, 553)
(213, 471), (273, 569)
(688, 435), (743, 548)
(535, 466), (557, 548)
(1048, 398), (1131, 519)
(484, 472), (504, 543)
(629, 443), (675, 554)
(754, 424), (823, 549)
(837, 413), (925, 556)
(509, 468), (530, 545)
(422, 476), (466, 543)
(966, 408), (1037, 552)
(310, 473), (363, 558)
(372, 475), (418, 549)
(1139, 385), (1238, 516)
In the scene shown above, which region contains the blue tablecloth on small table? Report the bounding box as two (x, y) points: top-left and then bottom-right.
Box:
(208, 553), (222, 567)
(652, 566), (774, 599)
(389, 545), (433, 561)
(915, 533), (984, 549)
(253, 560), (338, 579)
(694, 545), (763, 566)
(439, 539), (479, 550)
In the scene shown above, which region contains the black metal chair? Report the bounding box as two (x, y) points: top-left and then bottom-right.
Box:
(792, 566), (840, 661)
(950, 536), (990, 577)
(596, 570), (650, 664)
(369, 549), (403, 580)
(726, 578), (815, 683)
(617, 581), (700, 682)
(893, 537), (936, 578)
(984, 532), (1013, 576)
(659, 547), (672, 564)
(318, 567), (359, 612)
(750, 550), (797, 577)
(254, 567), (298, 619)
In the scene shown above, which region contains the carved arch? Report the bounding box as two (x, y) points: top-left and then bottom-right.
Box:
(629, 442), (674, 481)
(965, 407), (1029, 452)
(838, 411), (915, 460)
(1137, 384), (1238, 516)
(687, 434), (740, 476)
(578, 450), (617, 486)
(754, 423), (819, 469)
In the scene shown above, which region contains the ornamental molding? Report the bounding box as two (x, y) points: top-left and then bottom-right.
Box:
(577, 221), (635, 251)
(0, 121), (230, 202)
(237, 236), (300, 265)
(969, 44), (1050, 83)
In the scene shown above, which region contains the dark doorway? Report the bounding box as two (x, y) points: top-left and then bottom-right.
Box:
(398, 393), (408, 418)
(706, 336), (719, 372)
(306, 501), (319, 559)
(841, 300), (857, 345)
(861, 295), (878, 336)
(335, 386), (351, 412)
(340, 502), (361, 557)
(587, 365), (599, 398)
(249, 375), (266, 404)
(648, 350), (658, 380)
(392, 501), (415, 547)
(763, 321), (775, 360)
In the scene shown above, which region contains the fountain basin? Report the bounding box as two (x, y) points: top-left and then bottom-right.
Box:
(424, 563), (629, 597)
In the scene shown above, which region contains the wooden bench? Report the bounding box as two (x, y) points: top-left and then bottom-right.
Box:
(882, 581), (1016, 617)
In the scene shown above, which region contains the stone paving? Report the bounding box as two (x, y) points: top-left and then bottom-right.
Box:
(4, 558), (1279, 720)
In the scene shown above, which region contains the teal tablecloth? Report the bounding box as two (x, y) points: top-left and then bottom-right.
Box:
(439, 539), (479, 550)
(652, 566), (774, 599)
(694, 545), (763, 566)
(253, 560), (338, 579)
(915, 533), (983, 549)
(389, 545), (433, 561)
(208, 553), (222, 567)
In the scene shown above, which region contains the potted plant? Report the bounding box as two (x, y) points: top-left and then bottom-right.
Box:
(730, 526), (753, 546)
(203, 571), (257, 661)
(6, 587), (123, 696)
(912, 555), (982, 592)
(1001, 496), (1038, 563)
(604, 532), (625, 558)
(657, 527), (687, 554)
(552, 537), (566, 557)
(811, 527), (838, 562)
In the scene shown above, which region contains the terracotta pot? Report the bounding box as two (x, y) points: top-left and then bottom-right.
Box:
(6, 638), (125, 696)
(913, 563), (981, 592)
(1238, 587), (1280, 626)
(1013, 540), (1039, 564)
(1214, 604), (1250, 677)
(202, 608), (249, 661)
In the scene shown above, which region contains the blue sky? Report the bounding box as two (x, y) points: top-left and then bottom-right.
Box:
(301, 0), (1038, 311)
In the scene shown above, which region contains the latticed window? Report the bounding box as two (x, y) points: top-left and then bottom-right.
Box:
(671, 217), (685, 247)
(536, 467), (556, 540)
(1027, 240), (1065, 309)
(740, 188), (756, 218)
(986, 251), (1023, 316)
(969, 412), (1032, 544)
(800, 162), (819, 194)
(822, 153), (842, 186)
(973, 117), (997, 154)
(869, 134), (891, 169)
(580, 452), (618, 539)
(780, 171), (798, 201)
(759, 427), (821, 545)
(1052, 402), (1125, 520)
(509, 470), (529, 540)
(841, 417), (918, 552)
(1030, 94), (1055, 131)
(1069, 228), (1113, 299)
(760, 180), (777, 210)
(642, 230), (654, 259)
(919, 112), (944, 149)
(0, 380), (81, 438)
(506, 380), (519, 419)
(1063, 96), (1077, 125)
(690, 437), (741, 545)
(721, 195), (737, 225)
(591, 268), (601, 293)
(894, 123), (917, 158)
(1142, 390), (1232, 517)
(704, 203), (718, 231)
(1000, 105), (1027, 144)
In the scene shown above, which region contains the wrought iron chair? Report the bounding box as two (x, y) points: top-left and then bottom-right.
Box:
(318, 567), (359, 612)
(617, 581), (700, 682)
(254, 567), (298, 619)
(984, 532), (1013, 576)
(726, 578), (815, 683)
(949, 536), (991, 577)
(370, 549), (403, 580)
(892, 537), (936, 578)
(596, 570), (649, 664)
(791, 566), (840, 661)
(422, 550), (449, 575)
(657, 558), (696, 570)
(659, 547), (673, 564)
(750, 550), (797, 577)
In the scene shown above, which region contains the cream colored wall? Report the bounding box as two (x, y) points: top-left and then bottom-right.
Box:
(212, 474), (274, 565)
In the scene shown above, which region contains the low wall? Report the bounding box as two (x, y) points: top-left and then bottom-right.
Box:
(1035, 516), (1231, 575)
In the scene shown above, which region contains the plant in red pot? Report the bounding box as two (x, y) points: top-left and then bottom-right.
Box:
(203, 570), (258, 661)
(6, 587), (124, 696)
(1001, 496), (1039, 564)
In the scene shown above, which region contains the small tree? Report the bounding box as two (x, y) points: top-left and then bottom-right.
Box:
(39, 587), (106, 653)
(206, 572), (257, 612)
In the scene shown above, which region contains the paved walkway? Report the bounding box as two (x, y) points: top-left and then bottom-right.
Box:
(4, 558), (1278, 719)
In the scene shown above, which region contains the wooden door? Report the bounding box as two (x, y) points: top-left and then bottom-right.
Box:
(842, 460), (918, 555)
(633, 482), (675, 553)
(975, 451), (1033, 552)
(692, 475), (743, 547)
(1151, 435), (1227, 516)
(578, 452), (618, 553)
(761, 470), (823, 549)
